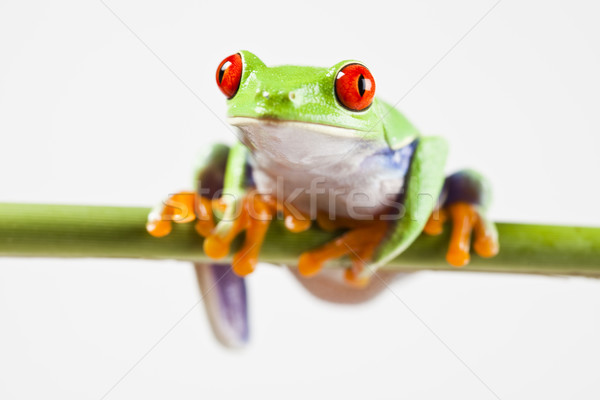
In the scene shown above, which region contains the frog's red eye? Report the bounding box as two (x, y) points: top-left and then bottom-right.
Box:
(335, 64), (375, 111)
(216, 54), (242, 99)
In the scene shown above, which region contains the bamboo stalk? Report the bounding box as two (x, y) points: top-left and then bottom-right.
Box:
(0, 203), (599, 277)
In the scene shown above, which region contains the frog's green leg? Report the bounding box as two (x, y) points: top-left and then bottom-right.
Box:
(296, 136), (447, 285)
(146, 143), (251, 348)
(192, 144), (251, 348)
(367, 136), (449, 277)
(424, 169), (499, 266)
(202, 142), (312, 276)
(202, 141), (252, 260)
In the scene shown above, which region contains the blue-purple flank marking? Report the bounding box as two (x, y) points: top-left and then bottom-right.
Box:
(360, 140), (417, 177)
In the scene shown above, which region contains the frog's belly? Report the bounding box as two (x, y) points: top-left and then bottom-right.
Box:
(232, 117), (416, 219)
(249, 144), (416, 219)
(252, 166), (399, 219)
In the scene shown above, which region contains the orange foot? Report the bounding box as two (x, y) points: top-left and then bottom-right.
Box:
(298, 216), (389, 288)
(202, 192), (311, 277)
(147, 190), (312, 277)
(146, 191), (217, 238)
(424, 201), (499, 267)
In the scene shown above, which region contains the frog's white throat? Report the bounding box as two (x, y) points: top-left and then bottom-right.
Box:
(227, 117), (377, 169)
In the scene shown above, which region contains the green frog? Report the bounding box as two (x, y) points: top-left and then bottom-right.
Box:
(146, 51), (499, 347)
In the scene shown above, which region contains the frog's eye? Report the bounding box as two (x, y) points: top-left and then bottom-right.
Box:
(216, 53), (243, 99)
(335, 63), (376, 111)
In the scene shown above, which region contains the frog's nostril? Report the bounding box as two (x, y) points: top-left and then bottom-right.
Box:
(258, 90), (295, 104)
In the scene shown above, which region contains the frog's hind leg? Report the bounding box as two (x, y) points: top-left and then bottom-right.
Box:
(425, 169), (499, 266)
(193, 144), (254, 347)
(146, 144), (253, 348)
(173, 144), (251, 348)
(195, 263), (249, 348)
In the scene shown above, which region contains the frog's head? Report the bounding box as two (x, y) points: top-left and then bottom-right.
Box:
(215, 51), (394, 164)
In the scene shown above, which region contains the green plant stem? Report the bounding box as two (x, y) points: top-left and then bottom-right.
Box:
(0, 203), (599, 276)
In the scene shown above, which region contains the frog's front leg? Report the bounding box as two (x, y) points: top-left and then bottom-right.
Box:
(298, 136), (450, 287)
(424, 169), (499, 266)
(203, 191), (312, 276)
(203, 192), (273, 276)
(188, 141), (283, 277)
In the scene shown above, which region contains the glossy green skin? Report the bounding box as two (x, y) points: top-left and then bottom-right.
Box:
(228, 51), (419, 148)
(220, 50), (449, 273)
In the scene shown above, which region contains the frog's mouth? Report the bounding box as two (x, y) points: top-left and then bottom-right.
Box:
(227, 117), (362, 138)
(227, 117), (375, 167)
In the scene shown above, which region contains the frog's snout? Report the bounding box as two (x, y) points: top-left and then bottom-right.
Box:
(255, 88), (299, 107)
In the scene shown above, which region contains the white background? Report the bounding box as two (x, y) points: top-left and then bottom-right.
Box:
(1, 0), (600, 398)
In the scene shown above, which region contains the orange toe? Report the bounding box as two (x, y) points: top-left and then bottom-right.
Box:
(168, 192), (197, 224)
(146, 219), (172, 237)
(344, 268), (370, 288)
(284, 214), (311, 233)
(424, 208), (447, 236)
(474, 235), (499, 258)
(147, 191), (199, 237)
(298, 252), (324, 277)
(195, 220), (214, 237)
(446, 248), (470, 267)
(473, 217), (499, 258)
(446, 202), (478, 267)
(203, 235), (230, 259)
(232, 252), (257, 276)
(194, 197), (215, 237)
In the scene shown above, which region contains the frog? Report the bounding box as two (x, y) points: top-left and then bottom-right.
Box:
(145, 51), (499, 347)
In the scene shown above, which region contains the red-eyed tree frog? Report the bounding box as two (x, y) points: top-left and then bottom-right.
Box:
(146, 51), (499, 347)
